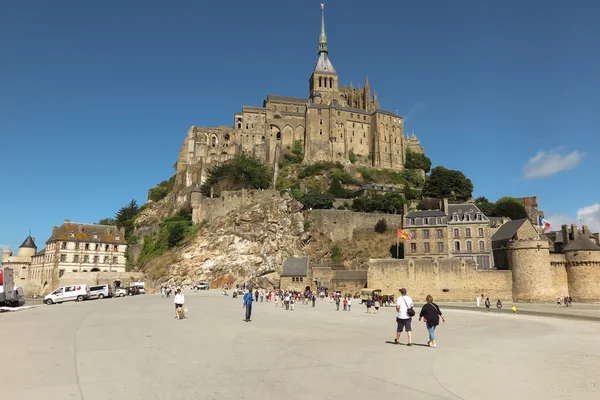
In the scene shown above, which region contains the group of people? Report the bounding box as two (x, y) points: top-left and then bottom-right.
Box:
(394, 288), (445, 348)
(557, 295), (572, 307)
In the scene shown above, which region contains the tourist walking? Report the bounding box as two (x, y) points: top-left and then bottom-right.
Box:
(557, 297), (561, 307)
(312, 294), (316, 307)
(285, 293), (291, 310)
(476, 294), (481, 308)
(418, 295), (445, 348)
(347, 297), (352, 311)
(343, 297), (348, 311)
(512, 305), (517, 314)
(243, 289), (253, 322)
(174, 289), (185, 319)
(395, 288), (414, 346)
(374, 299), (380, 314)
(497, 299), (502, 312)
(365, 298), (372, 314)
(485, 297), (490, 311)
(290, 297), (295, 311)
(335, 296), (341, 311)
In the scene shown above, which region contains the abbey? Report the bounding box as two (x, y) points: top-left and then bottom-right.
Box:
(178, 5), (424, 187)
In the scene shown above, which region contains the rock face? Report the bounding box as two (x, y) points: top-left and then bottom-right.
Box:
(161, 193), (308, 288)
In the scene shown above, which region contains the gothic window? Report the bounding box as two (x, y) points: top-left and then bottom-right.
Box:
(224, 134), (230, 141)
(212, 136), (217, 147)
(276, 132), (281, 140)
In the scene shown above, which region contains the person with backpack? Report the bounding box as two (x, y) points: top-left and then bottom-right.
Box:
(395, 288), (414, 346)
(419, 295), (445, 348)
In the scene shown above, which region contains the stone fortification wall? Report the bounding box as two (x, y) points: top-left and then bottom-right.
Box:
(565, 251), (600, 302)
(507, 239), (560, 302)
(58, 271), (144, 289)
(307, 210), (404, 241)
(367, 258), (512, 302)
(192, 189), (281, 223)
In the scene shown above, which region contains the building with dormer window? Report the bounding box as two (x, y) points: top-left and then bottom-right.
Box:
(403, 198), (494, 269)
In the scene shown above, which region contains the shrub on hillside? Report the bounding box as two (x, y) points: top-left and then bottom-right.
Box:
(374, 219), (388, 234)
(201, 154), (271, 197)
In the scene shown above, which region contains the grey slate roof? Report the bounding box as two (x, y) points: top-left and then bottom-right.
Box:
(314, 53), (336, 74)
(281, 257), (309, 277)
(563, 235), (600, 252)
(406, 210), (446, 218)
(447, 203), (488, 222)
(491, 219), (529, 242)
(19, 235), (37, 249)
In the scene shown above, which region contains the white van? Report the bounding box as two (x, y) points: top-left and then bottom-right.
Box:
(130, 281), (145, 294)
(88, 284), (112, 300)
(44, 284), (90, 305)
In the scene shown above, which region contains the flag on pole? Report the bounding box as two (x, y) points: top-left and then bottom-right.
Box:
(538, 216), (550, 231)
(397, 229), (411, 240)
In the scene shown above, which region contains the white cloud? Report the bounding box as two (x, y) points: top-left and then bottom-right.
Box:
(545, 203), (600, 232)
(523, 149), (585, 180)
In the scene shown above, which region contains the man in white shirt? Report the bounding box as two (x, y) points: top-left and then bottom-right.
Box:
(395, 288), (414, 346)
(174, 289), (185, 319)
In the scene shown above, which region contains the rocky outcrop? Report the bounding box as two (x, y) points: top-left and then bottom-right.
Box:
(156, 193), (309, 288)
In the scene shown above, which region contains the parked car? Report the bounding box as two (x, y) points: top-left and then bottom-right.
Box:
(88, 284), (113, 300)
(114, 288), (127, 297)
(130, 281), (145, 294)
(44, 284), (90, 305)
(127, 286), (141, 296)
(198, 282), (209, 290)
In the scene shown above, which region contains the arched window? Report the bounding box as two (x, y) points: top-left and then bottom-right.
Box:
(261, 136), (265, 143)
(319, 77), (322, 87)
(224, 134), (230, 141)
(211, 136), (217, 147)
(454, 242), (461, 251)
(276, 132), (281, 140)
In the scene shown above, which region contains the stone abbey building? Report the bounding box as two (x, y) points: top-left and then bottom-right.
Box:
(177, 5), (424, 187)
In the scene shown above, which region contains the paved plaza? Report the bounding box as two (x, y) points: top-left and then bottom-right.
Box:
(3, 290), (600, 399)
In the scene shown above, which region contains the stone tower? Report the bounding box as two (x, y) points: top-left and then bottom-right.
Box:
(309, 4), (338, 104)
(562, 224), (600, 302)
(507, 238), (553, 302)
(18, 235), (37, 258)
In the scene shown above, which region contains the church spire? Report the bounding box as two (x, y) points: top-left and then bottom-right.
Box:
(319, 3), (328, 55)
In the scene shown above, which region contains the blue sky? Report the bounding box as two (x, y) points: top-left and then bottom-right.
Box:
(1, 0), (599, 256)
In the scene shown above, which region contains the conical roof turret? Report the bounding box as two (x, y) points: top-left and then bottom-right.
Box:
(19, 235), (37, 249)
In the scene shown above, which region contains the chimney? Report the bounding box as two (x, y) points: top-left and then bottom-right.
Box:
(119, 227), (125, 237)
(402, 203), (408, 228)
(561, 225), (569, 246)
(583, 225), (589, 236)
(570, 224), (578, 241)
(443, 198), (449, 213)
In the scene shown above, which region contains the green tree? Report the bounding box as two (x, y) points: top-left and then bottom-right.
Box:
(493, 197), (528, 220)
(298, 190), (334, 210)
(201, 154), (272, 196)
(115, 199), (140, 238)
(328, 178), (351, 198)
(348, 150), (358, 164)
(474, 196), (495, 216)
(405, 150), (432, 173)
(98, 218), (116, 225)
(166, 223), (186, 247)
(422, 166), (473, 201)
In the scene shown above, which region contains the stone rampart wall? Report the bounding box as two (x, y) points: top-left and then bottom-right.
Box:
(307, 210), (404, 241)
(367, 258), (513, 302)
(193, 189), (281, 223)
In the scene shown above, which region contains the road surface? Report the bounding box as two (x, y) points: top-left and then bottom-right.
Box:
(3, 290), (599, 399)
